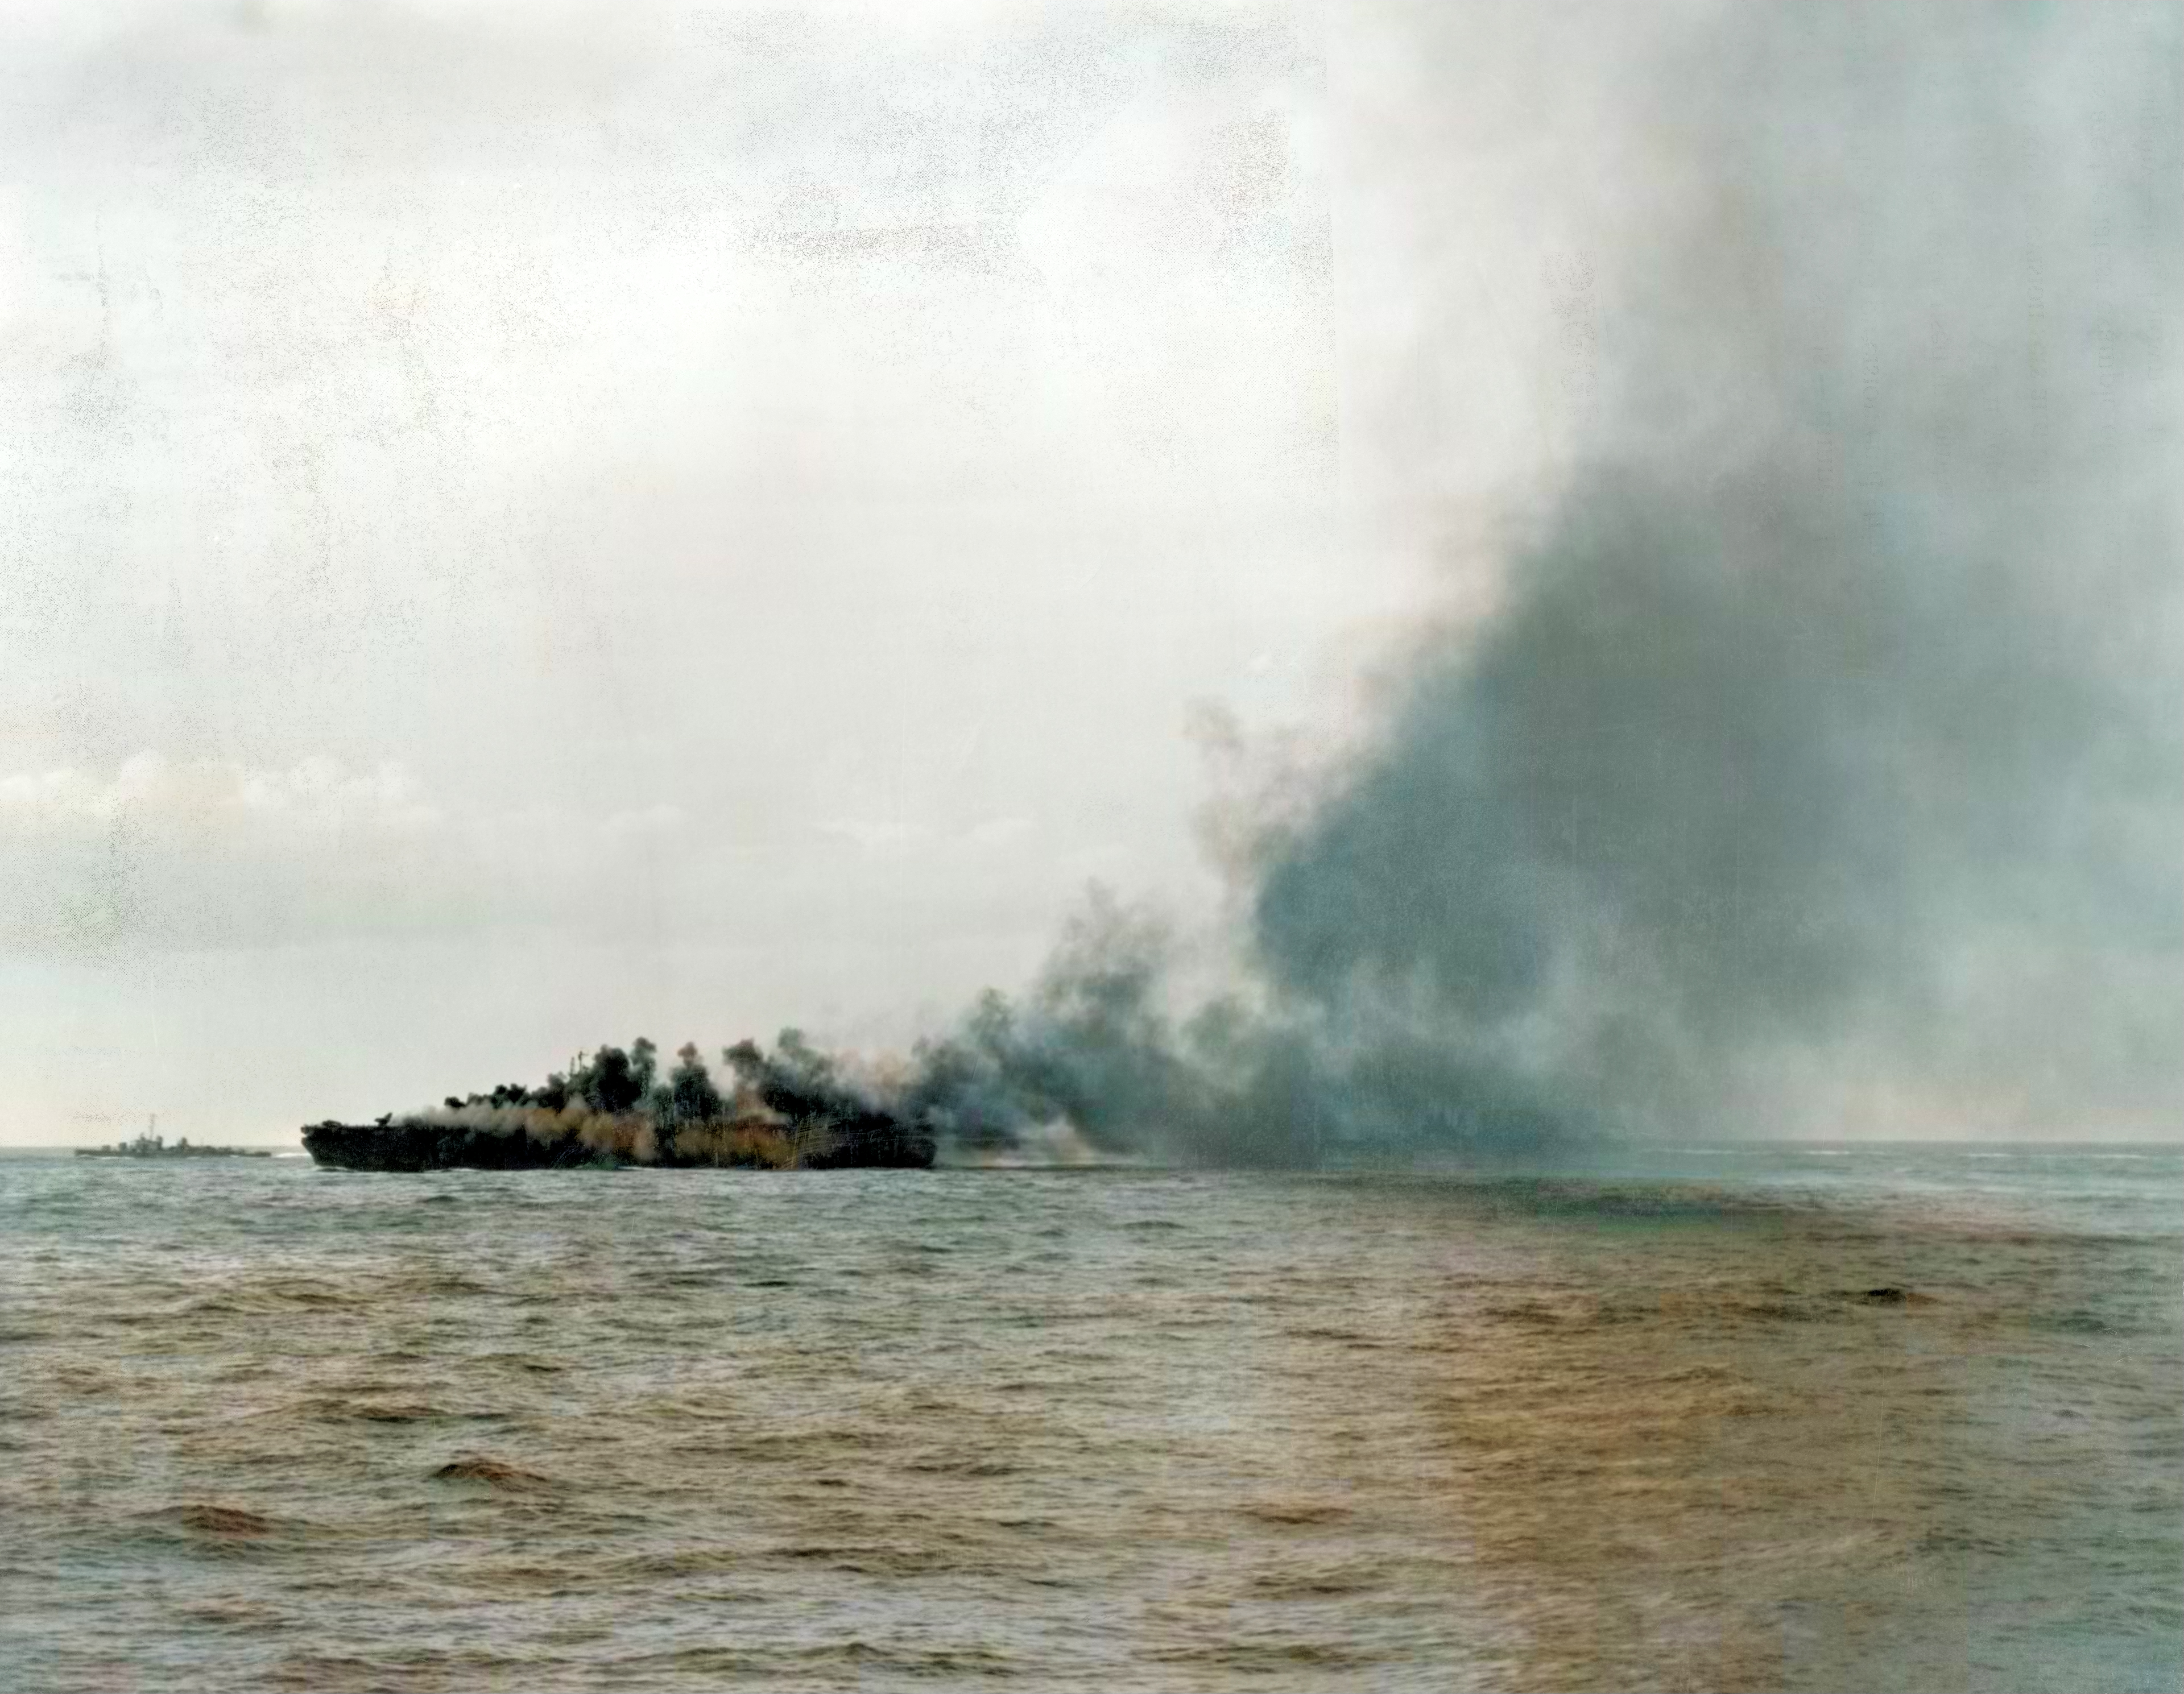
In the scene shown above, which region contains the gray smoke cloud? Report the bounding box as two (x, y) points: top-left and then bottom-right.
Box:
(894, 2), (2183, 1161)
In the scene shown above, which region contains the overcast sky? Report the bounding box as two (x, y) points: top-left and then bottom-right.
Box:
(2, 1), (2174, 1144)
(0, 0), (1484, 1140)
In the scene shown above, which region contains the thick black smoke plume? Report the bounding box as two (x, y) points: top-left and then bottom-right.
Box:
(890, 4), (2182, 1161)
(406, 9), (2174, 1167)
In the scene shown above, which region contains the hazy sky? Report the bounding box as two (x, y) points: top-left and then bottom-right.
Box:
(3, 1), (2175, 1144)
(0, 0), (1430, 1140)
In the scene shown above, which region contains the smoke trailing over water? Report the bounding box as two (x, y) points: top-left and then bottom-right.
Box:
(891, 3), (2184, 1161)
(395, 7), (2177, 1166)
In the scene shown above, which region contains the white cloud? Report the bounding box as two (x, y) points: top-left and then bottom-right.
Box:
(0, 753), (452, 952)
(1, 751), (440, 836)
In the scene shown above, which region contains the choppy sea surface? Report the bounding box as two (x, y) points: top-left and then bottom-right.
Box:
(2, 1142), (2178, 1693)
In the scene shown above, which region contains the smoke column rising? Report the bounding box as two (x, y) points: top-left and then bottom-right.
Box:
(896, 2), (2183, 1162)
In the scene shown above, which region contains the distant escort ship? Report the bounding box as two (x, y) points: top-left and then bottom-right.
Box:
(302, 1036), (937, 1173)
(77, 1117), (274, 1159)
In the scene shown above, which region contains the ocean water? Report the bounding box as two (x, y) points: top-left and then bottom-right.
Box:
(2, 1144), (2177, 1693)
